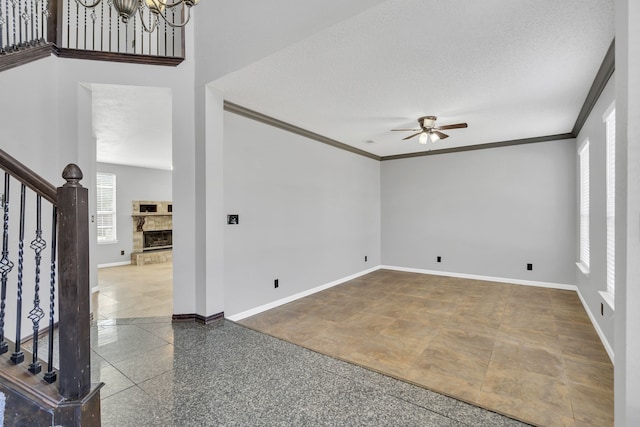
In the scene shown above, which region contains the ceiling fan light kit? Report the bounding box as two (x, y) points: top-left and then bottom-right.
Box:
(392, 115), (468, 145)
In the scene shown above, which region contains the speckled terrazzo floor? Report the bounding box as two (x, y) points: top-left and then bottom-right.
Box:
(88, 318), (529, 426)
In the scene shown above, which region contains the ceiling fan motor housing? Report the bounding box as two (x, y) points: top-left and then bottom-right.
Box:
(419, 116), (437, 129)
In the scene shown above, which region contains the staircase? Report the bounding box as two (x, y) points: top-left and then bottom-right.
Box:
(0, 149), (102, 426)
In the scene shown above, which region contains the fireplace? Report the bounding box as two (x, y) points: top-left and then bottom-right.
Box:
(143, 230), (172, 251)
(131, 200), (173, 265)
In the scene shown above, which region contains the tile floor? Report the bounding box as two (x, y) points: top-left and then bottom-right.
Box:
(94, 262), (173, 319)
(92, 263), (612, 426)
(239, 269), (614, 427)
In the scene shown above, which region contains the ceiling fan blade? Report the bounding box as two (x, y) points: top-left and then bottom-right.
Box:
(391, 128), (421, 132)
(437, 123), (468, 130)
(433, 131), (449, 140)
(402, 131), (424, 140)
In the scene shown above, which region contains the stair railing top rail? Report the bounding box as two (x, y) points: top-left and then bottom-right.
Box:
(0, 149), (56, 204)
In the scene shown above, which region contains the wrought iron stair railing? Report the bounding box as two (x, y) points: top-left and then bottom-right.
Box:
(0, 0), (185, 72)
(0, 148), (102, 426)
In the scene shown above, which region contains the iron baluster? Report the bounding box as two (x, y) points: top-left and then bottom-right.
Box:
(171, 7), (174, 56)
(44, 206), (57, 383)
(33, 0), (38, 43)
(65, 0), (68, 47)
(132, 9), (135, 54)
(0, 0), (4, 54)
(29, 0), (33, 45)
(42, 0), (48, 43)
(28, 194), (46, 374)
(162, 9), (166, 56)
(82, 0), (86, 49)
(10, 184), (26, 364)
(99, 0), (102, 50)
(107, 0), (111, 52)
(10, 0), (16, 51)
(0, 173), (13, 355)
(91, 5), (95, 50)
(74, 0), (78, 48)
(17, 0), (22, 48)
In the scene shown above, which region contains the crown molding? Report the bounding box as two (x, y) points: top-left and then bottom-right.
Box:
(223, 38), (615, 162)
(224, 101), (381, 161)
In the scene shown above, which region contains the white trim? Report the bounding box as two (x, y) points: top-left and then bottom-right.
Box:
(576, 261), (590, 277)
(380, 265), (576, 291)
(602, 100), (616, 122)
(98, 261), (131, 268)
(227, 266), (381, 321)
(578, 289), (614, 364)
(599, 290), (615, 311)
(97, 240), (119, 245)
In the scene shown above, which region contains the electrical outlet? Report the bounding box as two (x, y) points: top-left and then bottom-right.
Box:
(365, 256), (368, 262)
(527, 263), (533, 271)
(437, 256), (442, 263)
(274, 279), (279, 289)
(120, 250), (125, 256)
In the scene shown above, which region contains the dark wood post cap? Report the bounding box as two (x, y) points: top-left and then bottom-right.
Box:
(62, 164), (83, 187)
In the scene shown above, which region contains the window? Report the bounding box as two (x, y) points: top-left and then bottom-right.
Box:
(604, 103), (616, 297)
(97, 172), (117, 243)
(578, 140), (590, 274)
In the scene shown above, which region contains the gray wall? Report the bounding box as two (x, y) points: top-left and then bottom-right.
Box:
(223, 112), (381, 316)
(381, 140), (576, 285)
(96, 162), (172, 266)
(575, 76), (615, 353)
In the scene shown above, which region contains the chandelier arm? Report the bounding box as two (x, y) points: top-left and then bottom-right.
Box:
(137, 7), (158, 33)
(74, 0), (103, 9)
(152, 0), (189, 8)
(155, 5), (192, 28)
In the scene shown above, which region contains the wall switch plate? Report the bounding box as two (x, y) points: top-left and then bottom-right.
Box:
(527, 263), (533, 271)
(437, 256), (442, 263)
(274, 279), (279, 289)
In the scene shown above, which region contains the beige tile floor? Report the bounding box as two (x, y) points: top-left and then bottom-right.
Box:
(239, 269), (614, 427)
(93, 262), (173, 319)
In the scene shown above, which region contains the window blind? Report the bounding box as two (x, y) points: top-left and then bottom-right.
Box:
(605, 106), (616, 296)
(97, 172), (117, 243)
(578, 141), (590, 270)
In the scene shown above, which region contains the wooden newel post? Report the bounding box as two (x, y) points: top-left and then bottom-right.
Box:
(57, 164), (91, 399)
(54, 164), (102, 426)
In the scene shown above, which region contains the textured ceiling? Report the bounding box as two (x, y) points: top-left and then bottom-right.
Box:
(211, 0), (615, 157)
(92, 84), (173, 170)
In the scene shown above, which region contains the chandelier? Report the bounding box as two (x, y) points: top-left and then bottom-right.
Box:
(76, 0), (199, 32)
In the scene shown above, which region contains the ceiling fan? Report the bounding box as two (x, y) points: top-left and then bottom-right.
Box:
(392, 116), (468, 144)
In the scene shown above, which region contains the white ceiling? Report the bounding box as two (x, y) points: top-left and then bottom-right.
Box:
(91, 1), (614, 167)
(211, 0), (615, 157)
(92, 84), (173, 170)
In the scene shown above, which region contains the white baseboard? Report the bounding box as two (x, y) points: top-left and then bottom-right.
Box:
(227, 266), (381, 321)
(380, 265), (577, 291)
(576, 289), (614, 364)
(98, 261), (131, 268)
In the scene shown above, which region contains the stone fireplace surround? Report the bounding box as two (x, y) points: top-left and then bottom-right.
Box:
(131, 200), (172, 265)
